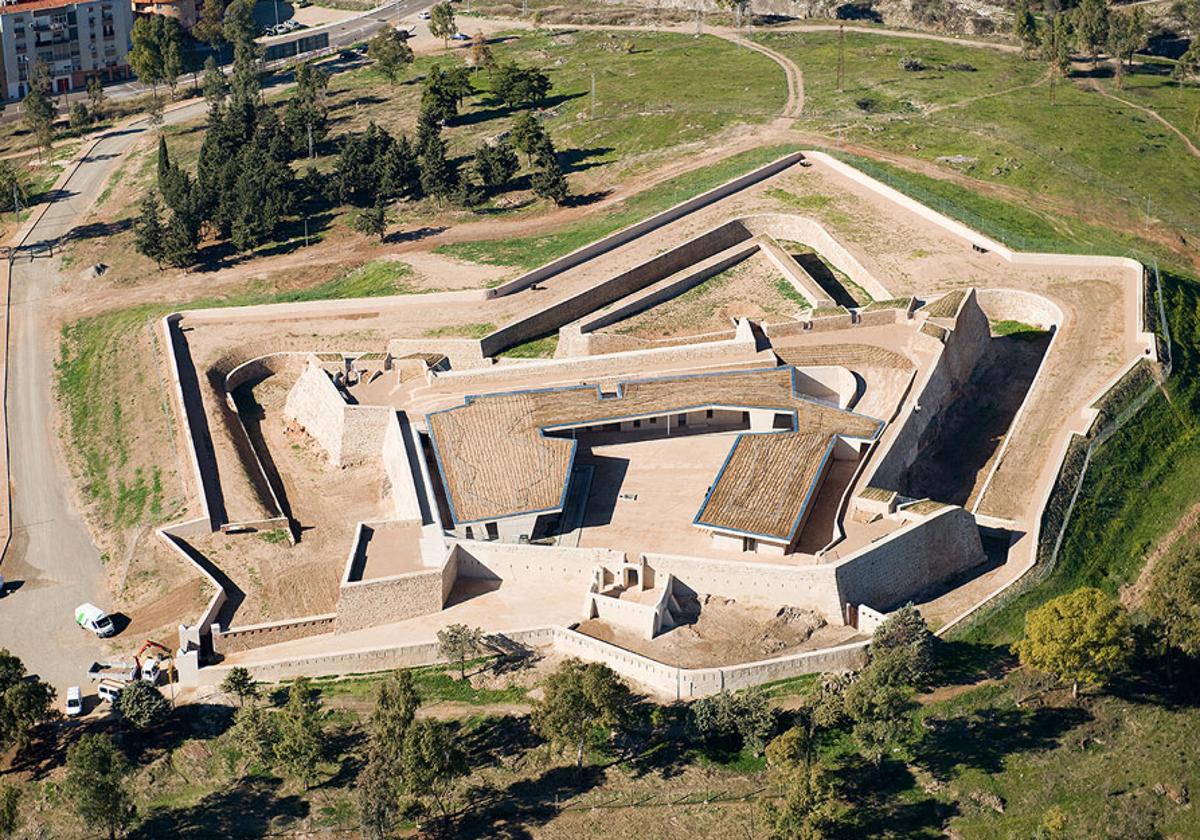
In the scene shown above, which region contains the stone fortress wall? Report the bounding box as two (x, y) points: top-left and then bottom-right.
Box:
(157, 148), (1154, 698)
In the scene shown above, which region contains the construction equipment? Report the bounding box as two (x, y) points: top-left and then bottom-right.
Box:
(134, 640), (173, 686)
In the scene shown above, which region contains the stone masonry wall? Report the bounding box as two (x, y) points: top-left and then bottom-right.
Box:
(335, 570), (444, 634)
(284, 358), (347, 463)
(833, 506), (986, 612)
(644, 552), (843, 618)
(453, 541), (623, 587)
(866, 290), (990, 490)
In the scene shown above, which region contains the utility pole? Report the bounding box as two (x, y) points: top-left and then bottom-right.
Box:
(836, 25), (846, 91)
(12, 180), (20, 223)
(590, 71), (595, 119)
(307, 122), (314, 158)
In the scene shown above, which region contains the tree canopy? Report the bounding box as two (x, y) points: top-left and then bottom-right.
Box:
(368, 29), (415, 85)
(532, 659), (630, 768)
(64, 734), (135, 840)
(1013, 587), (1132, 697)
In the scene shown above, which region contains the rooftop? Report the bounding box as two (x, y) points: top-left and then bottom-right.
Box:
(426, 366), (881, 527)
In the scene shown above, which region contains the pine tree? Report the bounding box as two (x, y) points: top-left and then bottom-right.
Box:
(353, 200), (388, 241)
(1014, 0), (1039, 58)
(419, 136), (457, 205)
(272, 678), (326, 790)
(531, 150), (569, 206)
(510, 110), (546, 165)
(134, 193), (166, 267)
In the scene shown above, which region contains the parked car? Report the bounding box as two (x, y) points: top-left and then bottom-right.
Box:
(0, 572), (5, 596)
(75, 603), (115, 637)
(418, 10), (431, 19)
(65, 686), (83, 717)
(96, 680), (123, 704)
(450, 32), (470, 41)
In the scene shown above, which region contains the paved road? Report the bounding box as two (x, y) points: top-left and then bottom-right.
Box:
(0, 101), (208, 694)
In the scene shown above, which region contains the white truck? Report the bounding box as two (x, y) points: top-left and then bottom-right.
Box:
(74, 603), (116, 638)
(87, 661), (138, 683)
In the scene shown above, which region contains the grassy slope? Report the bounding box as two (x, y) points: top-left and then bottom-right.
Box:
(755, 30), (1200, 247)
(436, 142), (800, 269)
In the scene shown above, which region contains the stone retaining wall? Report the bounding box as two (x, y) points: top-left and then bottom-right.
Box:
(481, 221), (754, 356)
(213, 614), (337, 656)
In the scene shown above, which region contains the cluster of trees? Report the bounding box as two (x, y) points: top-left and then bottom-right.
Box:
(134, 13), (569, 263)
(1012, 0), (1150, 91)
(0, 649), (55, 756)
(136, 46), (330, 266)
(335, 50), (568, 242)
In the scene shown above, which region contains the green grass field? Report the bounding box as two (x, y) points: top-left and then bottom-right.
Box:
(754, 30), (1200, 248)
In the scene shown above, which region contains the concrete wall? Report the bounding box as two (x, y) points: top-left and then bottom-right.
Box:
(865, 290), (990, 491)
(481, 221), (754, 356)
(197, 624), (869, 700)
(578, 242), (760, 334)
(429, 321), (767, 396)
(833, 506), (986, 613)
(589, 591), (659, 639)
(486, 151), (806, 300)
(742, 213), (893, 302)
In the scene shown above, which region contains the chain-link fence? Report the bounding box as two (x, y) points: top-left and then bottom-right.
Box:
(953, 260), (1173, 634)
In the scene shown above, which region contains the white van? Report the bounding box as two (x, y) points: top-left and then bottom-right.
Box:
(74, 603), (116, 638)
(96, 680), (123, 704)
(65, 686), (83, 717)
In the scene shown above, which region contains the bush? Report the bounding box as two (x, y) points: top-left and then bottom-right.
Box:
(899, 56), (926, 71)
(68, 102), (92, 131)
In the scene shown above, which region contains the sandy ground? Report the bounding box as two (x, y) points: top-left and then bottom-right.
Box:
(578, 596), (863, 668)
(158, 154), (1145, 647)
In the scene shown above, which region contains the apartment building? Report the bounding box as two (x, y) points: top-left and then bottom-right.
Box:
(0, 0), (134, 101)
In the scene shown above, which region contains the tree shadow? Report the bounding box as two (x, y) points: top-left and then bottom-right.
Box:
(454, 763), (605, 839)
(61, 217), (134, 245)
(452, 91), (586, 128)
(559, 146), (614, 174)
(458, 714), (540, 771)
(384, 225), (446, 244)
(914, 703), (1091, 781)
(832, 755), (957, 838)
(130, 775), (308, 838)
(563, 189), (610, 208)
(932, 640), (1013, 688)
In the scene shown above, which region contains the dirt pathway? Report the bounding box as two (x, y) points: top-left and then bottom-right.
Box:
(727, 34), (805, 119)
(926, 67), (1053, 115)
(1120, 501), (1200, 608)
(1087, 77), (1200, 161)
